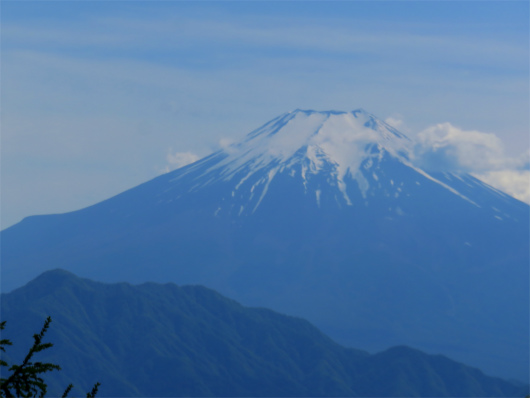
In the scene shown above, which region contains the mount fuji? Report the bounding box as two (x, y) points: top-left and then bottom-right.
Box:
(2, 109), (528, 381)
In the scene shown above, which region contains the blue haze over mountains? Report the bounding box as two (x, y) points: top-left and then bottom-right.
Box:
(2, 109), (529, 382)
(2, 269), (527, 397)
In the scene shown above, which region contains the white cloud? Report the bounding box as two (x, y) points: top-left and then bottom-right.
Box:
(384, 116), (404, 130)
(164, 151), (200, 173)
(413, 123), (530, 203)
(217, 137), (240, 155)
(473, 170), (530, 204)
(414, 122), (526, 172)
(218, 137), (236, 149)
(384, 115), (414, 135)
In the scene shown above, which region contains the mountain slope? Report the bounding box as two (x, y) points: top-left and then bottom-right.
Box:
(1, 269), (527, 397)
(2, 109), (528, 381)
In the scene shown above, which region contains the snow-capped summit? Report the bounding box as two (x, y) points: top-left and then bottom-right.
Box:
(211, 109), (412, 181)
(165, 109), (495, 214)
(204, 108), (413, 210)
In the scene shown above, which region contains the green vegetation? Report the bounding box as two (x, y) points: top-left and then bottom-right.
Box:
(0, 317), (99, 398)
(2, 269), (528, 397)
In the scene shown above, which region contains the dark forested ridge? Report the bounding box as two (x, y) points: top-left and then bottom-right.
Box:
(1, 269), (527, 397)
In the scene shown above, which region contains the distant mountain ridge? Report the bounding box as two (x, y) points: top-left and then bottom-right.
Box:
(2, 109), (528, 381)
(1, 269), (527, 397)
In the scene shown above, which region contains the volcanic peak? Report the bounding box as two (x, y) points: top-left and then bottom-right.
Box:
(174, 109), (483, 212)
(208, 109), (413, 181)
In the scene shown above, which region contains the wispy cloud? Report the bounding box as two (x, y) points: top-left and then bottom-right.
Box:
(3, 10), (527, 70)
(164, 151), (200, 173)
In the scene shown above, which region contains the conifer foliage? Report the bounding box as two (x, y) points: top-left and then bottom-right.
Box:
(0, 317), (99, 398)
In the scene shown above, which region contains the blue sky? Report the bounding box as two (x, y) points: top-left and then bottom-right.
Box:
(1, 1), (529, 229)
